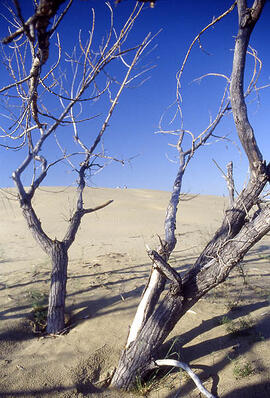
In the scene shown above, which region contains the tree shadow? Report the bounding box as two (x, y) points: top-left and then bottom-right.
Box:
(0, 250), (192, 326)
(69, 284), (143, 325)
(0, 242), (269, 397)
(0, 260), (148, 322)
(0, 275), (50, 291)
(221, 381), (270, 398)
(66, 258), (191, 327)
(240, 243), (270, 264)
(0, 386), (75, 397)
(0, 305), (31, 322)
(0, 319), (33, 343)
(158, 300), (269, 398)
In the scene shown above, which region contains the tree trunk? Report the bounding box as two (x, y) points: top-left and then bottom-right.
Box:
(112, 1), (269, 390)
(47, 240), (68, 334)
(19, 198), (68, 334)
(112, 289), (184, 389)
(112, 203), (270, 389)
(17, 187), (113, 335)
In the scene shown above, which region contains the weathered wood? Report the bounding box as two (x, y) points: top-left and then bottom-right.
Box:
(112, 288), (184, 388)
(124, 161), (184, 348)
(154, 359), (216, 398)
(226, 161), (234, 206)
(230, 0), (265, 175)
(112, 0), (270, 390)
(164, 162), (184, 253)
(147, 249), (182, 290)
(126, 268), (163, 348)
(112, 204), (270, 388)
(194, 168), (269, 270)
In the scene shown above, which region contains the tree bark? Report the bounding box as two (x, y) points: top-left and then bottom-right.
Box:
(191, 169), (268, 274)
(112, 0), (269, 390)
(230, 0), (265, 176)
(226, 161), (234, 207)
(112, 204), (270, 389)
(125, 157), (185, 348)
(47, 240), (68, 334)
(20, 197), (52, 256)
(19, 196), (68, 334)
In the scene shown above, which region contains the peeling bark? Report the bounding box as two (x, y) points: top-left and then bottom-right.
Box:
(226, 161), (234, 206)
(112, 204), (270, 389)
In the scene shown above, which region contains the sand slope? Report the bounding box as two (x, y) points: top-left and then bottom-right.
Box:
(0, 187), (269, 397)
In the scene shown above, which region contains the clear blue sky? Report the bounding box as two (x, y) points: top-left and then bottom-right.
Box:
(0, 0), (269, 195)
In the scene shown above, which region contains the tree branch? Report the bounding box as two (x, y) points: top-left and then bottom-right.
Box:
(226, 161), (235, 206)
(183, 203), (270, 299)
(147, 249), (182, 291)
(63, 200), (113, 249)
(230, 0), (266, 175)
(154, 359), (216, 398)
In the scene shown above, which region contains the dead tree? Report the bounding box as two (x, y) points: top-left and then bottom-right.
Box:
(111, 0), (270, 390)
(0, 1), (152, 334)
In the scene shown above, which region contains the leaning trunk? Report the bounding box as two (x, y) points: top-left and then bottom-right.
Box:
(112, 290), (184, 389)
(112, 1), (268, 390)
(47, 240), (68, 334)
(112, 203), (270, 389)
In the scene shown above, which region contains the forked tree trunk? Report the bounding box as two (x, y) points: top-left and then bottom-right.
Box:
(47, 241), (68, 334)
(112, 0), (268, 390)
(112, 202), (270, 389)
(19, 197), (70, 334)
(18, 191), (113, 334)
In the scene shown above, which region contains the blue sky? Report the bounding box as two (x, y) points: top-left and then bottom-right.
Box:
(0, 0), (269, 195)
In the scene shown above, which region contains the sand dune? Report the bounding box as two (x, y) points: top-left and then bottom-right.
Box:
(0, 187), (269, 397)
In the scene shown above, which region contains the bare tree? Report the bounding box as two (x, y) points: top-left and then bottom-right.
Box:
(111, 0), (270, 390)
(0, 0), (153, 334)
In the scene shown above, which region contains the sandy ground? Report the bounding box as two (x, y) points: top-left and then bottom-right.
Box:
(0, 187), (269, 398)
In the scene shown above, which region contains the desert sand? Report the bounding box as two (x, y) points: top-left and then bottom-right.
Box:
(0, 187), (269, 398)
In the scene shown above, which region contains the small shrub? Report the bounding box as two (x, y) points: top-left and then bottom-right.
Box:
(134, 375), (156, 396)
(28, 290), (48, 333)
(218, 315), (231, 325)
(233, 361), (254, 379)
